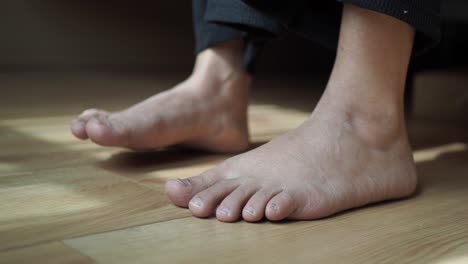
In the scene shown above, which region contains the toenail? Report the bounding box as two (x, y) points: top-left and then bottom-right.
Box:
(190, 198), (203, 208)
(217, 207), (231, 216)
(175, 178), (191, 187)
(244, 207), (255, 215)
(270, 203), (279, 212)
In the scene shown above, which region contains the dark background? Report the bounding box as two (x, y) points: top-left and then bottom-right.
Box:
(0, 1), (467, 75)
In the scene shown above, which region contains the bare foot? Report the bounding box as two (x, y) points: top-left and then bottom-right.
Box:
(70, 42), (250, 152)
(165, 4), (418, 222)
(164, 94), (417, 222)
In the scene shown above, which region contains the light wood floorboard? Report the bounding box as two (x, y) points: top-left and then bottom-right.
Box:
(0, 242), (95, 264)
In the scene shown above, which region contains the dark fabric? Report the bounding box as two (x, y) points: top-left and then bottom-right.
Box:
(192, 0), (244, 54)
(192, 0), (263, 72)
(205, 0), (441, 55)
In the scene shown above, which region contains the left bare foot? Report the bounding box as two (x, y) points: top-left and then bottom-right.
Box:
(70, 41), (250, 152)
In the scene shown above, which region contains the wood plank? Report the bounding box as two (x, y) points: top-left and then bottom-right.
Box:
(0, 116), (120, 176)
(65, 144), (468, 264)
(0, 242), (95, 264)
(0, 166), (190, 251)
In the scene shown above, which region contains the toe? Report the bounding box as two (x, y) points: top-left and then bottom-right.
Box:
(70, 119), (88, 139)
(265, 192), (296, 221)
(165, 169), (223, 208)
(79, 108), (106, 120)
(71, 109), (106, 140)
(85, 117), (113, 145)
(164, 178), (196, 207)
(85, 114), (127, 146)
(216, 183), (258, 222)
(242, 188), (281, 222)
(189, 179), (240, 218)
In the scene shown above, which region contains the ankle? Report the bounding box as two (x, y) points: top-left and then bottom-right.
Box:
(349, 106), (405, 149)
(193, 40), (246, 82)
(319, 91), (406, 150)
(323, 66), (408, 150)
(189, 54), (251, 99)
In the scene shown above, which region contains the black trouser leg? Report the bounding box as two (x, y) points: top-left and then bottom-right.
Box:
(192, 0), (264, 73)
(203, 0), (441, 56)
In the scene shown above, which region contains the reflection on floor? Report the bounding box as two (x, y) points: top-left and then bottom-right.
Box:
(1, 73), (468, 264)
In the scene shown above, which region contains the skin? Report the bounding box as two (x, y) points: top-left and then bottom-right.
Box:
(165, 4), (418, 222)
(70, 40), (251, 153)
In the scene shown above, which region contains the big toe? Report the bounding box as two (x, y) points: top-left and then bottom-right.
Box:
(165, 178), (195, 207)
(165, 169), (223, 208)
(85, 115), (128, 146)
(70, 118), (88, 139)
(70, 109), (106, 140)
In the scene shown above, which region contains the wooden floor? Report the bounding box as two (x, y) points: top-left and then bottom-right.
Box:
(1, 73), (468, 264)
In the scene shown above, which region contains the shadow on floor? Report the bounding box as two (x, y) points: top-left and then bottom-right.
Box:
(96, 142), (268, 175)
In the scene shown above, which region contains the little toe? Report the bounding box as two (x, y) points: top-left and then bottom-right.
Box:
(189, 179), (240, 218)
(242, 188), (281, 222)
(265, 192), (296, 221)
(165, 169), (224, 207)
(216, 183), (258, 222)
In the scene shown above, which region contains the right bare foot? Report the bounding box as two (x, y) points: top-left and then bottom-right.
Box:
(70, 42), (251, 152)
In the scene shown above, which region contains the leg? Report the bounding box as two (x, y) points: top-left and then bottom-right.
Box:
(70, 1), (251, 152)
(166, 4), (417, 222)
